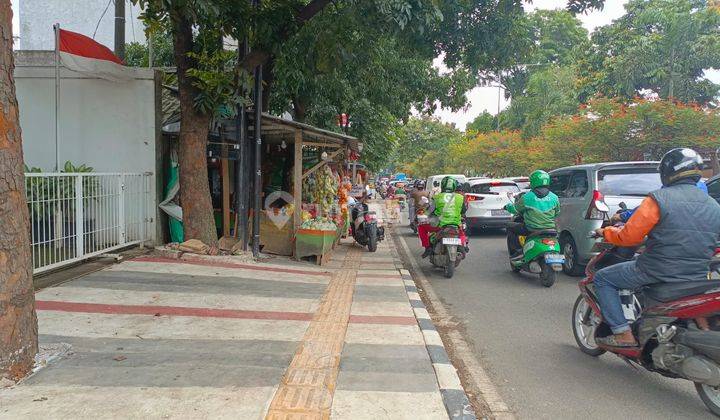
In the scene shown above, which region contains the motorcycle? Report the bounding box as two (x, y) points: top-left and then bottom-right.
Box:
(410, 196), (430, 234)
(351, 201), (385, 252)
(418, 215), (469, 278)
(506, 219), (565, 287)
(573, 232), (720, 416)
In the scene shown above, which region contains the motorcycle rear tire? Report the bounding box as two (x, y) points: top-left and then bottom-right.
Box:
(367, 226), (378, 252)
(444, 258), (454, 278)
(540, 263), (556, 287)
(695, 382), (720, 417)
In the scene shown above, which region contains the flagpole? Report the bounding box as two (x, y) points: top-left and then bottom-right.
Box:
(53, 23), (60, 172)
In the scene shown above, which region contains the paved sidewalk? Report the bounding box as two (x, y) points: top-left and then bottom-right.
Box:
(1, 206), (475, 419)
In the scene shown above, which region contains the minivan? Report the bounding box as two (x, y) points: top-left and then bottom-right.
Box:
(549, 162), (661, 276)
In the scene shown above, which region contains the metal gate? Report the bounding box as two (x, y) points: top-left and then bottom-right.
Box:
(25, 172), (152, 274)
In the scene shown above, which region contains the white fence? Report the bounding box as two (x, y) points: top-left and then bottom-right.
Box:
(25, 172), (152, 274)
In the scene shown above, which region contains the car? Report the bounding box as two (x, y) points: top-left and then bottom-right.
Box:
(708, 173), (720, 205)
(503, 176), (531, 191)
(550, 161), (661, 276)
(464, 179), (520, 232)
(426, 174), (468, 197)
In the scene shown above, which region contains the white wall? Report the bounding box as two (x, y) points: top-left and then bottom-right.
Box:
(19, 0), (146, 51)
(15, 51), (159, 242)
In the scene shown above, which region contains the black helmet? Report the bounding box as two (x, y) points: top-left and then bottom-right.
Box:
(414, 180), (426, 190)
(658, 148), (704, 186)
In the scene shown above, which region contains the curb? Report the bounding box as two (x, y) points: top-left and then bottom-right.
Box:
(400, 267), (477, 420)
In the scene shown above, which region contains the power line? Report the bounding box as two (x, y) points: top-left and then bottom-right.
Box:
(93, 0), (114, 39)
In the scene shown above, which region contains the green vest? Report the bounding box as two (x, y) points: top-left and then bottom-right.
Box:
(433, 192), (464, 227)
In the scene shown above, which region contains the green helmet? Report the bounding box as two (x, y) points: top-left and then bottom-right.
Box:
(529, 170), (550, 189)
(441, 176), (458, 192)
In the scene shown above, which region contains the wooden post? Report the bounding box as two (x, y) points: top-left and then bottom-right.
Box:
(294, 129), (303, 231)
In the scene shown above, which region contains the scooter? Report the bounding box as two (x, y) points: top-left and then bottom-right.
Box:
(506, 220), (565, 287)
(410, 196), (430, 234)
(573, 233), (720, 416)
(351, 201), (385, 252)
(418, 215), (469, 278)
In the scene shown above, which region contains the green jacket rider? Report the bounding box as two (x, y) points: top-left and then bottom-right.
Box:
(422, 176), (466, 258)
(504, 170), (560, 230)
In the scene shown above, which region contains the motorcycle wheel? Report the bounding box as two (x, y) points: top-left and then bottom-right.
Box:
(572, 295), (606, 357)
(367, 225), (378, 253)
(695, 383), (720, 417)
(540, 263), (556, 287)
(444, 258), (455, 278)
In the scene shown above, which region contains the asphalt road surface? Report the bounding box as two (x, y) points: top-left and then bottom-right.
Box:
(397, 224), (713, 419)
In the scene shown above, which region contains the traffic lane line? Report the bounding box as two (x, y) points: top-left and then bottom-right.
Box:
(35, 300), (417, 325)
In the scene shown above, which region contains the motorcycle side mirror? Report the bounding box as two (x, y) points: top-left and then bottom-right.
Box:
(619, 201), (627, 210)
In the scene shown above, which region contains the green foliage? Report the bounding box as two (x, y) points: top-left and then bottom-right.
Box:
(466, 112), (497, 134)
(124, 29), (175, 67)
(503, 66), (580, 138)
(579, 0), (720, 103)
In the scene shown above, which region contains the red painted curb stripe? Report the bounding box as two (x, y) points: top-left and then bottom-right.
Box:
(131, 256), (333, 277)
(35, 301), (418, 326)
(35, 300), (314, 321)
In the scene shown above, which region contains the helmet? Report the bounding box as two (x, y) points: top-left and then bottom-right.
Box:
(659, 148), (703, 186)
(414, 180), (426, 190)
(440, 176), (458, 193)
(529, 170), (550, 189)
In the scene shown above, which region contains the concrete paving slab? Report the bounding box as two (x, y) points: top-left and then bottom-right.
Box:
(1, 385), (277, 419)
(38, 312), (310, 342)
(108, 261), (331, 284)
(352, 284), (409, 302)
(344, 323), (425, 345)
(331, 390), (447, 420)
(37, 287), (320, 314)
(66, 270), (329, 299)
(335, 371), (440, 392)
(350, 300), (414, 317)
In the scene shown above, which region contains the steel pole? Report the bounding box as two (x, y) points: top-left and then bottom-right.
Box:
(252, 65), (262, 257)
(114, 0), (126, 60)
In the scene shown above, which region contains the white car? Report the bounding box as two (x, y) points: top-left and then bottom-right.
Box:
(502, 176), (531, 192)
(464, 179), (520, 231)
(426, 174), (468, 197)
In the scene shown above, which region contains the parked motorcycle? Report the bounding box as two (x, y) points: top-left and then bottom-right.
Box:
(506, 221), (565, 287)
(572, 233), (720, 416)
(351, 202), (385, 252)
(418, 215), (469, 278)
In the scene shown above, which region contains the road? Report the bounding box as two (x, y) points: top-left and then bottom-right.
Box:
(396, 224), (712, 419)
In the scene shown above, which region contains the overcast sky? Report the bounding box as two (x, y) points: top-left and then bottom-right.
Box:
(434, 0), (630, 130)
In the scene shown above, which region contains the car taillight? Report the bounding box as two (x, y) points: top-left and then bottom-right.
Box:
(585, 190), (610, 220)
(541, 238), (556, 246)
(466, 195), (483, 202)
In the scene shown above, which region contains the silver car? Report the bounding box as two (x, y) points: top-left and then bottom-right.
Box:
(549, 162), (661, 276)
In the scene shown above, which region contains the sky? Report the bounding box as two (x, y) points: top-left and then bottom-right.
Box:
(434, 0), (630, 130)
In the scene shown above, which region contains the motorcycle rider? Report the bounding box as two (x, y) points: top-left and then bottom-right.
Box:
(421, 176), (466, 258)
(594, 148), (720, 347)
(504, 170), (561, 258)
(410, 180), (429, 224)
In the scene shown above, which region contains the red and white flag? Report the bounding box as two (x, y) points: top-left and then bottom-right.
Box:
(57, 29), (137, 82)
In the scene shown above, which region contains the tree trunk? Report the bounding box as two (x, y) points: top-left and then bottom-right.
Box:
(262, 58), (274, 113)
(172, 15), (217, 245)
(292, 96), (307, 122)
(0, 2), (38, 380)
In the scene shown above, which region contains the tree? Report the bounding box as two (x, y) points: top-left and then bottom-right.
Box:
(134, 1), (249, 245)
(390, 117), (463, 175)
(501, 9), (588, 100)
(503, 66), (580, 137)
(125, 29), (175, 67)
(0, 1), (38, 380)
(466, 112), (496, 133)
(579, 0), (720, 103)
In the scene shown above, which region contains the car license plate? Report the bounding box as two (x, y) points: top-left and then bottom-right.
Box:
(442, 237), (462, 245)
(491, 209), (510, 216)
(544, 253), (565, 264)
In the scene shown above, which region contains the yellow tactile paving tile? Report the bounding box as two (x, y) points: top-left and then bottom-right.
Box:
(265, 248), (362, 419)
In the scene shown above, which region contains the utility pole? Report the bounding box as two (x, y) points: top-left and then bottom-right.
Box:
(114, 0), (126, 60)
